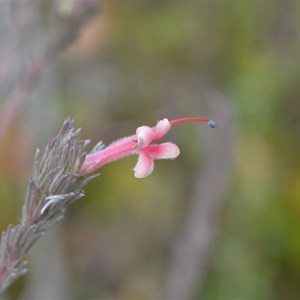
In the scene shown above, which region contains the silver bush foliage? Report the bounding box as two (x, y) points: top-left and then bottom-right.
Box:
(0, 119), (98, 293)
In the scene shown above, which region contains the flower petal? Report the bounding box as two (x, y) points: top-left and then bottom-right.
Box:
(153, 118), (171, 140)
(145, 142), (180, 160)
(136, 126), (154, 148)
(133, 151), (154, 178)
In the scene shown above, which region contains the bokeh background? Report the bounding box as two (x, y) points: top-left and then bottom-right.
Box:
(0, 1), (300, 299)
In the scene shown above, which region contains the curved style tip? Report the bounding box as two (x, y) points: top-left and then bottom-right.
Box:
(208, 120), (217, 128)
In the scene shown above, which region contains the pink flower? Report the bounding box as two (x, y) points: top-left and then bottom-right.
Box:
(80, 117), (216, 178)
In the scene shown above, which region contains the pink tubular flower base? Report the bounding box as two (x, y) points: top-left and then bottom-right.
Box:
(80, 117), (216, 178)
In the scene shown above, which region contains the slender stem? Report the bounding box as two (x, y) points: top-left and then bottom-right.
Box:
(170, 117), (217, 129)
(170, 117), (210, 126)
(0, 258), (18, 285)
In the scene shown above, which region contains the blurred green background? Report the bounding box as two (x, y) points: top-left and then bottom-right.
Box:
(1, 1), (300, 299)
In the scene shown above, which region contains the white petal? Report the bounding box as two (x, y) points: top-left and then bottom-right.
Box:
(145, 142), (180, 159)
(153, 118), (171, 140)
(133, 151), (154, 178)
(136, 126), (154, 148)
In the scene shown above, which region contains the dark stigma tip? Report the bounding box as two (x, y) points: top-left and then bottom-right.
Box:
(208, 120), (217, 128)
